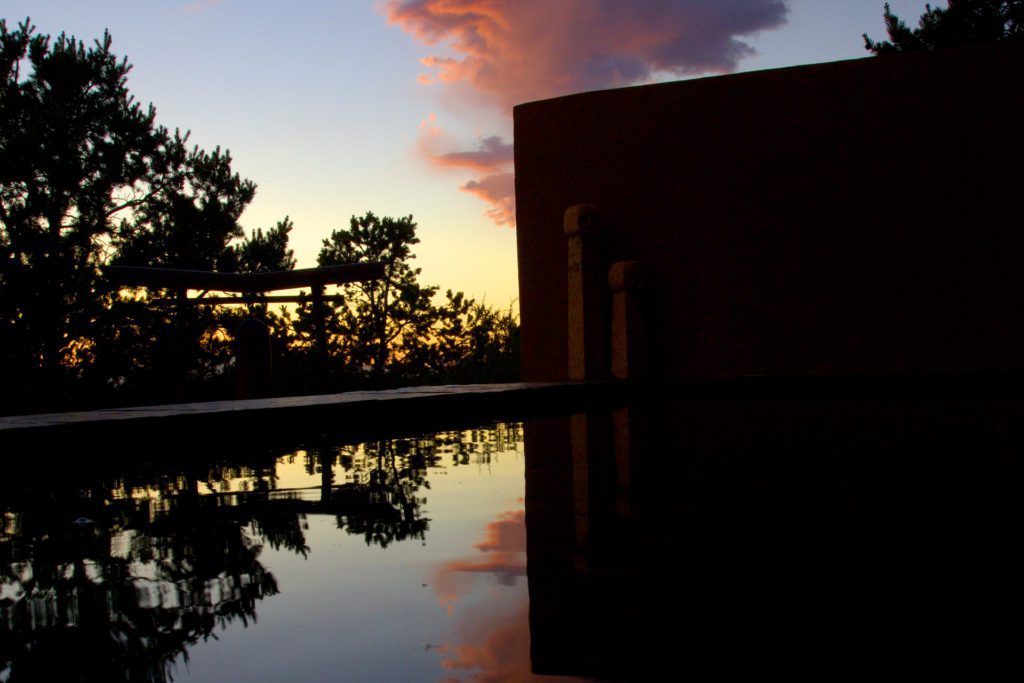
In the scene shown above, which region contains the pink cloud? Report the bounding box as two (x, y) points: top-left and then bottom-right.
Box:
(417, 115), (515, 224)
(429, 136), (514, 173)
(430, 506), (597, 682)
(438, 605), (588, 683)
(387, 1), (788, 227)
(473, 509), (525, 552)
(385, 0), (788, 110)
(440, 553), (526, 583)
(183, 0), (219, 14)
(461, 173), (515, 227)
(434, 506), (526, 611)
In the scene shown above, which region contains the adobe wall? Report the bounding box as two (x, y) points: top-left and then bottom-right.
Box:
(514, 42), (1024, 382)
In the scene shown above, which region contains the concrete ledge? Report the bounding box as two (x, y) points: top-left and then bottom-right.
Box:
(4, 372), (1021, 455)
(0, 382), (623, 465)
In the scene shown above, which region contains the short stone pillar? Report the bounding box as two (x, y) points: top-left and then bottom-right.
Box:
(564, 204), (608, 380)
(234, 317), (273, 399)
(608, 260), (649, 380)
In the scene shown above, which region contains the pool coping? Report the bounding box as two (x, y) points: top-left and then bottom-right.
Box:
(3, 371), (1021, 451)
(0, 381), (624, 457)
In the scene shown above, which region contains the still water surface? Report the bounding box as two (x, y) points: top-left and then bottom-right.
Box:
(1, 424), (585, 682)
(7, 393), (1024, 680)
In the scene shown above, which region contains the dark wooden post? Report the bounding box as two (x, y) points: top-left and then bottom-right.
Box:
(319, 449), (334, 504)
(234, 317), (273, 399)
(311, 284), (330, 391)
(173, 286), (186, 402)
(564, 205), (608, 381)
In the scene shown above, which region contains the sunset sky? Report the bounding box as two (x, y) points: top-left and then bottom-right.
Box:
(6, 1), (931, 307)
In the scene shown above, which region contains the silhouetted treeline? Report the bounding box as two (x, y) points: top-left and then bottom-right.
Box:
(0, 19), (518, 415)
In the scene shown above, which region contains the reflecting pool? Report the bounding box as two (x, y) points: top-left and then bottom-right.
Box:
(4, 387), (1024, 680)
(1, 424), (591, 682)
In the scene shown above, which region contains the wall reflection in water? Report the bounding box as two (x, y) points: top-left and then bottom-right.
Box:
(0, 425), (523, 682)
(525, 396), (1024, 679)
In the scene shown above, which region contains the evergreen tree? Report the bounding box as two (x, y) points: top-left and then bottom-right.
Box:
(864, 1), (1024, 54)
(229, 216), (297, 274)
(112, 142), (255, 272)
(405, 290), (520, 384)
(313, 212), (438, 383)
(0, 19), (292, 409)
(305, 212), (520, 388)
(0, 19), (172, 409)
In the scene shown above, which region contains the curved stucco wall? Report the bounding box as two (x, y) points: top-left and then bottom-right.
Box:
(515, 42), (1024, 381)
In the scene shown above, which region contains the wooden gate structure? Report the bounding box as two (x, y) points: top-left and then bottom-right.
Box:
(106, 262), (384, 398)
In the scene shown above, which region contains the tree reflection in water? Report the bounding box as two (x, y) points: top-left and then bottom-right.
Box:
(0, 424), (521, 682)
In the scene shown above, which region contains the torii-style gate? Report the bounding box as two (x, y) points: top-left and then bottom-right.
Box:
(106, 262), (384, 398)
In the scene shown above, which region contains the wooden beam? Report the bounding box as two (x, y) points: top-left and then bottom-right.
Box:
(150, 295), (346, 305)
(105, 262), (385, 292)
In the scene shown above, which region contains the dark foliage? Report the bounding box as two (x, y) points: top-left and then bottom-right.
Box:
(0, 19), (168, 410)
(864, 0), (1024, 53)
(303, 212), (519, 389)
(314, 212), (438, 383)
(0, 20), (518, 414)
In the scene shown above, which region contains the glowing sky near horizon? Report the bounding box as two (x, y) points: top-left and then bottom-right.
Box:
(4, 1), (931, 307)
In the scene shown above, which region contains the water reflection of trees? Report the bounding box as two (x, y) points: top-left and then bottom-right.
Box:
(0, 494), (280, 682)
(0, 423), (521, 682)
(312, 423), (522, 548)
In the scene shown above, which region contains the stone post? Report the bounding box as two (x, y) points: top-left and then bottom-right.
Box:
(608, 260), (648, 380)
(564, 204), (608, 380)
(569, 411), (614, 566)
(609, 261), (649, 516)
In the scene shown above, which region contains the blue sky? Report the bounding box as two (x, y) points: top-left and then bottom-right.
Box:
(4, 1), (931, 307)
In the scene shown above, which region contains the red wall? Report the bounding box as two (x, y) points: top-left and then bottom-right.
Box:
(515, 42), (1024, 382)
